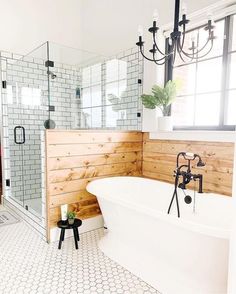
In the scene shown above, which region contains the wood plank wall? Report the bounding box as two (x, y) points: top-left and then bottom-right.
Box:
(45, 130), (234, 240)
(142, 133), (234, 196)
(45, 130), (143, 234)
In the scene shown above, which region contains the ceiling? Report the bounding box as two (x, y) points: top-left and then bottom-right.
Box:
(0, 0), (228, 58)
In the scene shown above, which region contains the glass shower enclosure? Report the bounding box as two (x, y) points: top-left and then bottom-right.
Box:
(1, 41), (142, 228)
(1, 42), (104, 220)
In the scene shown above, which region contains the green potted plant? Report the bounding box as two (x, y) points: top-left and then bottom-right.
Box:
(141, 80), (177, 131)
(67, 211), (76, 225)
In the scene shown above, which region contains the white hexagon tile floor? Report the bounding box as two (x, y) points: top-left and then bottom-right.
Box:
(0, 219), (161, 294)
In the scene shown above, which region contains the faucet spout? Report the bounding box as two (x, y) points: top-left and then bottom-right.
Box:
(193, 174), (203, 193)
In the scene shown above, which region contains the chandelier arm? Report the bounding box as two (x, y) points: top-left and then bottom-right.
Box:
(177, 39), (195, 62)
(139, 45), (169, 63)
(180, 24), (186, 50)
(139, 46), (157, 62)
(153, 52), (169, 65)
(193, 40), (214, 59)
(153, 33), (173, 57)
(181, 32), (211, 57)
(177, 46), (188, 63)
(180, 39), (213, 60)
(153, 53), (169, 62)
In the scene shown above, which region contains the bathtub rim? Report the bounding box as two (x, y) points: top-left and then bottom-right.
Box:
(87, 176), (232, 239)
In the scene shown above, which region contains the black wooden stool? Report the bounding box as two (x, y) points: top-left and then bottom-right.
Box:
(57, 218), (82, 250)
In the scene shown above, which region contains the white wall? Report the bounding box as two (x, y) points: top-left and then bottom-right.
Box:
(80, 0), (219, 56)
(0, 0), (83, 55)
(0, 0), (221, 56)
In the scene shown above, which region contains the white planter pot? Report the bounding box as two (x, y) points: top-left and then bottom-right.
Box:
(158, 116), (173, 131)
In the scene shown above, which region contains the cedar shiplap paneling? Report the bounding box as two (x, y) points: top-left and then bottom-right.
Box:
(142, 133), (234, 196)
(45, 130), (143, 239)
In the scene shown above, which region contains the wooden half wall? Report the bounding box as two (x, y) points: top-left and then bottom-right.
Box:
(142, 133), (234, 196)
(45, 130), (143, 237)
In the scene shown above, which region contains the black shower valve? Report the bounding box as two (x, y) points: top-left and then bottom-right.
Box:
(178, 182), (185, 189)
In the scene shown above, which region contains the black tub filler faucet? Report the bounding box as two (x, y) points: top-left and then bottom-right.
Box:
(167, 152), (205, 218)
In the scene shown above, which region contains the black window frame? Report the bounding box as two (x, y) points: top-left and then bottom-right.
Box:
(165, 14), (236, 131)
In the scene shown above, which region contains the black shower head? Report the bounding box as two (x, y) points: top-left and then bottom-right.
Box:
(197, 159), (205, 167)
(47, 70), (57, 79)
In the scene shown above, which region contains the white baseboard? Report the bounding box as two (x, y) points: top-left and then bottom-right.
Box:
(50, 215), (104, 243)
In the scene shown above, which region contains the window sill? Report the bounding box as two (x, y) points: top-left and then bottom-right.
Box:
(149, 130), (236, 142)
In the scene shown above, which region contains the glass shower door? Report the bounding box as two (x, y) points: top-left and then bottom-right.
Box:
(8, 117), (25, 207)
(6, 53), (48, 217)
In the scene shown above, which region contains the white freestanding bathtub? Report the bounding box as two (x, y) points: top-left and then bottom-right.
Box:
(87, 176), (232, 294)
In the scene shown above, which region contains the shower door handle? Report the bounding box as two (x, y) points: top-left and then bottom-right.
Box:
(21, 126), (25, 144)
(14, 126), (25, 144)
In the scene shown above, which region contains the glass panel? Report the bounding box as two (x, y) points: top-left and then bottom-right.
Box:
(106, 82), (119, 105)
(91, 63), (101, 85)
(5, 43), (48, 217)
(229, 53), (236, 89)
(91, 85), (102, 107)
(21, 87), (41, 106)
(82, 67), (90, 88)
(119, 79), (127, 97)
(47, 42), (105, 130)
(119, 60), (127, 79)
(172, 95), (195, 126)
(196, 58), (222, 93)
(173, 64), (196, 95)
(106, 59), (119, 82)
(105, 106), (118, 128)
(231, 15), (236, 51)
(80, 108), (91, 128)
(91, 107), (102, 128)
(81, 88), (91, 108)
(194, 93), (221, 125)
(226, 90), (236, 125)
(7, 85), (13, 104)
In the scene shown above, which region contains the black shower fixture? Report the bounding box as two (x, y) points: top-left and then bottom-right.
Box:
(167, 152), (205, 217)
(47, 70), (57, 79)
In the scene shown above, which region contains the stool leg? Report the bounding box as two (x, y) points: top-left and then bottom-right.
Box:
(62, 229), (65, 241)
(58, 228), (65, 249)
(73, 228), (78, 249)
(76, 228), (80, 241)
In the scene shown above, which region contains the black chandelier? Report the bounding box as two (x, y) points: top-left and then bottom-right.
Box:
(136, 0), (216, 66)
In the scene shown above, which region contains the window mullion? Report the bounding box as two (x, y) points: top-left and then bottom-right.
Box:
(193, 28), (200, 126)
(220, 15), (232, 126)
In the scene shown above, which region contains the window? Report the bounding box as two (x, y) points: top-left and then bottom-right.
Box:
(21, 87), (41, 106)
(168, 15), (236, 130)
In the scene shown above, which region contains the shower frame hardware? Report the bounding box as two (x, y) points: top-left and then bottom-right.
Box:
(167, 152), (205, 217)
